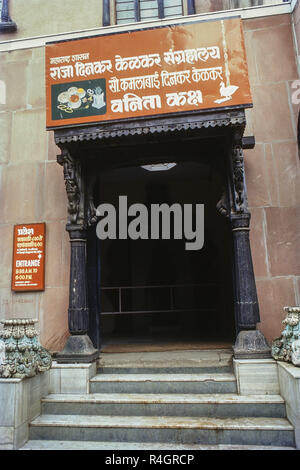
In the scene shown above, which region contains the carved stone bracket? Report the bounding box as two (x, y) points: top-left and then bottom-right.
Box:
(216, 189), (230, 218)
(0, 319), (52, 379)
(86, 173), (100, 227)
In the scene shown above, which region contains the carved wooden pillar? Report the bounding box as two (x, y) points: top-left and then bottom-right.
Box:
(56, 148), (99, 363)
(231, 213), (260, 332)
(219, 142), (271, 358)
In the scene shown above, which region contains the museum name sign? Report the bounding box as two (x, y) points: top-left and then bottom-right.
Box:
(45, 17), (252, 128)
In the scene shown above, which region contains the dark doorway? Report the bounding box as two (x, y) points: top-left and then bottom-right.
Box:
(87, 138), (235, 350)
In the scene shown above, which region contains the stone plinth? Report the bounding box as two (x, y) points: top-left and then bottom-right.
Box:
(0, 360), (97, 449)
(49, 361), (97, 394)
(0, 372), (49, 449)
(233, 358), (280, 395)
(278, 361), (300, 449)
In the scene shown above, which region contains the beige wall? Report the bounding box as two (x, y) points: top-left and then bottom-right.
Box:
(0, 48), (70, 351)
(0, 11), (299, 351)
(1, 0), (103, 41)
(194, 0), (281, 15)
(0, 0), (284, 40)
(293, 0), (300, 74)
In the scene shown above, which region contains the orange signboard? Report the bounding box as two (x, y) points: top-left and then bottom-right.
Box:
(11, 224), (46, 292)
(45, 17), (252, 128)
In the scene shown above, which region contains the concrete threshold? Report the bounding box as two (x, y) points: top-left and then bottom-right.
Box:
(97, 349), (233, 369)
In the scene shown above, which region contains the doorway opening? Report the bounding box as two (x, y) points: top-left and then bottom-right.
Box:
(87, 137), (235, 351)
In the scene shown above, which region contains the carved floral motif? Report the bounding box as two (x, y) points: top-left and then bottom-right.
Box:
(0, 319), (52, 378)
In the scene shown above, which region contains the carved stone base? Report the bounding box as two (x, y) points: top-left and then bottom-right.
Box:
(234, 330), (271, 359)
(0, 319), (52, 379)
(55, 335), (99, 363)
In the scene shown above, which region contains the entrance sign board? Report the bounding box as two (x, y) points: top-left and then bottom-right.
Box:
(11, 223), (46, 291)
(45, 17), (252, 128)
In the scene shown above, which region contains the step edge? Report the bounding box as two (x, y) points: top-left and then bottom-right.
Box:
(90, 374), (237, 383)
(20, 440), (296, 450)
(41, 393), (286, 405)
(29, 415), (295, 431)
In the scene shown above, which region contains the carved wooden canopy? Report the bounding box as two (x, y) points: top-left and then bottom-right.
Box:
(54, 108), (247, 148)
(55, 108), (252, 231)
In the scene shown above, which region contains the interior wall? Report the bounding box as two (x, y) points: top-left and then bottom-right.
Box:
(90, 149), (235, 345)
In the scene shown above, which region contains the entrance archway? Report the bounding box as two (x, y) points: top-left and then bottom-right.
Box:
(87, 138), (235, 350)
(54, 109), (271, 362)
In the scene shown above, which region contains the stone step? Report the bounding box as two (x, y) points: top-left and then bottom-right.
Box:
(29, 414), (295, 447)
(98, 366), (233, 374)
(20, 440), (296, 451)
(89, 373), (237, 394)
(41, 393), (287, 418)
(97, 350), (233, 371)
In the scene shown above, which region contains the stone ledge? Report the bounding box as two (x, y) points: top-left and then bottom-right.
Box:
(278, 361), (300, 379)
(51, 362), (95, 369)
(49, 361), (97, 394)
(0, 371), (50, 449)
(277, 361), (300, 449)
(233, 358), (280, 395)
(0, 360), (97, 449)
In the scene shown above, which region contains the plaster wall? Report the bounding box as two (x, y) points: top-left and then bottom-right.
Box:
(194, 0), (280, 15)
(293, 0), (300, 73)
(0, 0), (103, 41)
(0, 10), (299, 351)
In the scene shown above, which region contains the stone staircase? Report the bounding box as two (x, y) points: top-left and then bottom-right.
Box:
(21, 350), (296, 450)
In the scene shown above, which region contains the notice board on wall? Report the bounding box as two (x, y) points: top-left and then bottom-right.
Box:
(45, 17), (252, 128)
(11, 223), (46, 292)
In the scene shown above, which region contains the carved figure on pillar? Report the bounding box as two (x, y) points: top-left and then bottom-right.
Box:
(232, 145), (247, 213)
(57, 149), (85, 227)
